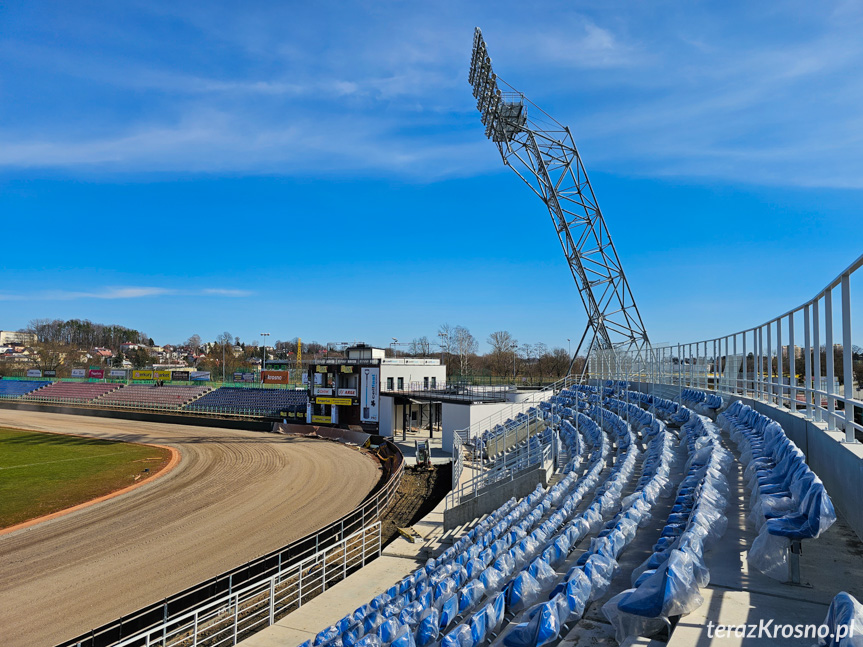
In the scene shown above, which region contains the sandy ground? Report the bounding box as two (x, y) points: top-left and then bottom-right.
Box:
(0, 409), (381, 647)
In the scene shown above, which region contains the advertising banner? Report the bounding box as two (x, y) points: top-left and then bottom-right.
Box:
(71, 368), (86, 378)
(88, 369), (105, 379)
(316, 396), (353, 406)
(316, 365), (328, 373)
(360, 367), (379, 423)
(27, 369), (42, 378)
(311, 415), (331, 424)
(110, 369), (127, 378)
(337, 388), (358, 397)
(190, 371), (210, 381)
(154, 370), (171, 381)
(314, 387), (333, 396)
(340, 365), (353, 373)
(171, 370), (190, 381)
(313, 373), (323, 385)
(133, 370), (154, 380)
(43, 370), (57, 378)
(262, 370), (290, 384)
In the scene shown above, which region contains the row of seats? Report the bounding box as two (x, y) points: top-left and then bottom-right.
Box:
(680, 388), (724, 414)
(95, 384), (213, 410)
(22, 381), (121, 403)
(474, 410), (548, 461)
(0, 380), (49, 398)
(604, 411), (731, 641)
(495, 408), (678, 647)
(184, 387), (308, 417)
(718, 400), (836, 582)
(816, 591), (863, 647)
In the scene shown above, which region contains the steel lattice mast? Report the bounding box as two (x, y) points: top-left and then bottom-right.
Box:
(469, 27), (651, 375)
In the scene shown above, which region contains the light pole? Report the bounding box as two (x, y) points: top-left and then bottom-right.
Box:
(260, 333), (270, 381)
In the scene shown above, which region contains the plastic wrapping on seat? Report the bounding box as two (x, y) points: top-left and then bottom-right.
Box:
(814, 591), (863, 647)
(377, 618), (402, 645)
(583, 553), (617, 601)
(764, 485), (836, 540)
(458, 579), (486, 615)
(415, 607), (440, 647)
(390, 624), (416, 647)
(507, 570), (543, 614)
(484, 592), (506, 635)
(747, 527), (791, 581)
(441, 623), (472, 647)
(438, 593), (459, 631)
(480, 565), (506, 592)
(502, 599), (561, 647)
(356, 635), (383, 647)
(527, 557), (557, 591)
(611, 549), (704, 634)
(315, 626), (340, 646)
(562, 569), (591, 622)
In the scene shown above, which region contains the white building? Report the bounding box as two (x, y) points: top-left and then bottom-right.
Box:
(0, 330), (37, 346)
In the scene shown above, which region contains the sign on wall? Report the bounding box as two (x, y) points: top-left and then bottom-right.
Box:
(171, 370), (190, 381)
(316, 396), (352, 406)
(262, 371), (290, 384)
(360, 367), (379, 423)
(314, 387), (333, 396)
(154, 370), (171, 381)
(71, 368), (86, 378)
(337, 388), (357, 397)
(27, 369), (42, 378)
(88, 369), (105, 379)
(133, 370), (154, 380)
(110, 369), (127, 378)
(190, 371), (210, 381)
(43, 370), (57, 378)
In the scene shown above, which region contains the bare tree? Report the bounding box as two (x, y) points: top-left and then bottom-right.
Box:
(185, 334), (203, 353)
(487, 331), (517, 376)
(409, 336), (432, 356)
(452, 325), (478, 376)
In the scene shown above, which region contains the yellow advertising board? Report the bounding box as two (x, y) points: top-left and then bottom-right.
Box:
(340, 365), (353, 373)
(316, 397), (353, 406)
(311, 415), (331, 424)
(154, 370), (171, 381)
(133, 370), (154, 380)
(316, 365), (328, 373)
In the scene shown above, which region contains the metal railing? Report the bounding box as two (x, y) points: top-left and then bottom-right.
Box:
(592, 253), (863, 443)
(108, 524), (381, 647)
(447, 374), (581, 507)
(58, 441), (405, 647)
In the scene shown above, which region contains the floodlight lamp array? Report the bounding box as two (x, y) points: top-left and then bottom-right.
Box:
(469, 28), (525, 143)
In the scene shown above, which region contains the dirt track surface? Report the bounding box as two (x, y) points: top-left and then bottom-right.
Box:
(0, 409), (381, 647)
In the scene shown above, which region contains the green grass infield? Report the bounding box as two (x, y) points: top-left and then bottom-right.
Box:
(0, 427), (172, 529)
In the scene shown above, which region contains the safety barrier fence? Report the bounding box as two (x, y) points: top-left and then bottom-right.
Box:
(58, 441), (405, 647)
(109, 524), (381, 647)
(591, 252), (863, 443)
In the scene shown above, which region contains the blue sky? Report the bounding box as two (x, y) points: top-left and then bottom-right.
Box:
(1, 1), (861, 351)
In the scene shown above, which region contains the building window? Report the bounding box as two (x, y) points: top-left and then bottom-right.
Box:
(387, 377), (394, 390)
(424, 376), (429, 389)
(397, 377), (404, 390)
(431, 377), (436, 388)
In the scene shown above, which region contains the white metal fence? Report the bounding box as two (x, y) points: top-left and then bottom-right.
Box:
(110, 524), (381, 647)
(592, 253), (863, 444)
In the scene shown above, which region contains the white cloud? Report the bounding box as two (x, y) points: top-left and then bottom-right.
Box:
(0, 286), (254, 301)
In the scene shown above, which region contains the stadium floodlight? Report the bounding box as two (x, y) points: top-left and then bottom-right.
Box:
(469, 27), (651, 377)
(260, 332), (270, 374)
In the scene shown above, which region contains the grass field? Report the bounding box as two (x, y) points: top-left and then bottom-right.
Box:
(0, 428), (172, 529)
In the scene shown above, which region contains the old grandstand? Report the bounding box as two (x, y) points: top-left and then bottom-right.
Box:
(0, 379), (308, 417)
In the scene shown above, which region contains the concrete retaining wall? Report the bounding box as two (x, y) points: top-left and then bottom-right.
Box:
(443, 463), (548, 531)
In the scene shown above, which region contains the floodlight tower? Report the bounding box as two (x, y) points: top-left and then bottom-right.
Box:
(468, 27), (651, 379)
